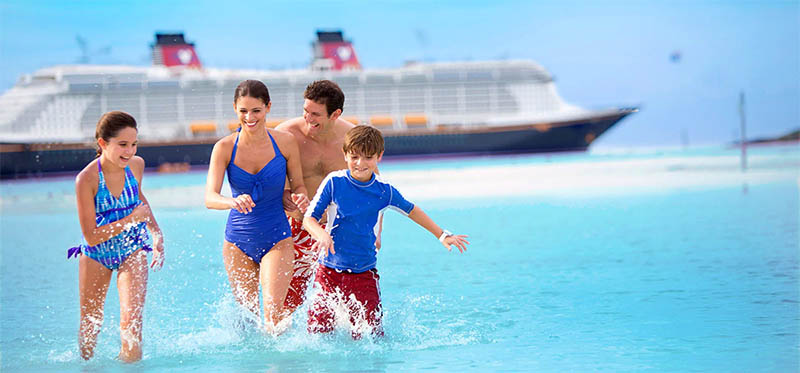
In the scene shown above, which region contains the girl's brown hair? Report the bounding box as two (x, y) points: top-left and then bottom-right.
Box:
(95, 111), (137, 156)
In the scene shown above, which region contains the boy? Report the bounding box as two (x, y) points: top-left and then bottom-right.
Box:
(303, 125), (469, 338)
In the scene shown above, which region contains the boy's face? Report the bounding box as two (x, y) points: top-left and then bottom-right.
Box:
(344, 150), (383, 182)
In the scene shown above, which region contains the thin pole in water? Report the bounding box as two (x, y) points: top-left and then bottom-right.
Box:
(739, 91), (747, 172)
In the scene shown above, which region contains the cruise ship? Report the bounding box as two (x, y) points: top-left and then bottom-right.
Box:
(0, 31), (636, 178)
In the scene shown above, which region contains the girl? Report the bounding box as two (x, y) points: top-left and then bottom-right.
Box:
(205, 80), (309, 333)
(70, 111), (164, 362)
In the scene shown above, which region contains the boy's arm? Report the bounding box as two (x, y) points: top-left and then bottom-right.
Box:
(374, 169), (382, 250)
(303, 174), (336, 255)
(407, 206), (469, 253)
(303, 216), (335, 255)
(374, 213), (384, 250)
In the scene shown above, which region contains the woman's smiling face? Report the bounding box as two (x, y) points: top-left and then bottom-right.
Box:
(235, 95), (270, 130)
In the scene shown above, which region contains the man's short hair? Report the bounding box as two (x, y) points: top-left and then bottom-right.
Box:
(304, 80), (345, 116)
(343, 125), (384, 156)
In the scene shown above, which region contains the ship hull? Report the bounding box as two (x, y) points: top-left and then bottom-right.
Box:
(383, 111), (628, 156)
(0, 110), (633, 179)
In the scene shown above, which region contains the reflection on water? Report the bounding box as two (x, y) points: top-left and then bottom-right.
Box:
(1, 144), (797, 372)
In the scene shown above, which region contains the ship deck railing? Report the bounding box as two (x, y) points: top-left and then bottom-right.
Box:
(1, 60), (609, 143)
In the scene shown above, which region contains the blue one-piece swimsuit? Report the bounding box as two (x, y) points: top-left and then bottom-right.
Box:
(225, 130), (291, 263)
(68, 159), (151, 270)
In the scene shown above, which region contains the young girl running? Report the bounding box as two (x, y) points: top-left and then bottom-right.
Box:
(69, 111), (164, 362)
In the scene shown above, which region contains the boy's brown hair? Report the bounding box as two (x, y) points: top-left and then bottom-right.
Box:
(342, 125), (384, 156)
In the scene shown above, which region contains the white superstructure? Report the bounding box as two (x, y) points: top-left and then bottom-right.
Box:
(0, 60), (596, 143)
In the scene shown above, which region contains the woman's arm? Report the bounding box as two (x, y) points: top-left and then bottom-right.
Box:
(205, 138), (254, 213)
(276, 129), (309, 212)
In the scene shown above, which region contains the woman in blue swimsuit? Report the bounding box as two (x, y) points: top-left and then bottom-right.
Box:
(72, 111), (165, 362)
(205, 80), (309, 333)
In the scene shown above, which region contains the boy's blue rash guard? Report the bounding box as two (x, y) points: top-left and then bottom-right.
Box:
(306, 170), (415, 273)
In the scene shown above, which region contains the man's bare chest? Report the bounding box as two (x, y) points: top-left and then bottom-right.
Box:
(300, 146), (345, 176)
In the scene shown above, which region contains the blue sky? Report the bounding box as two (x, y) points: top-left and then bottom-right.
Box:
(0, 0), (797, 147)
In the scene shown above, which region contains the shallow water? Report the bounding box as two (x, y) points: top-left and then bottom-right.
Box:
(1, 144), (798, 372)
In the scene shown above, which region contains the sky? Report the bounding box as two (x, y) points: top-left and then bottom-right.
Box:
(0, 0), (797, 148)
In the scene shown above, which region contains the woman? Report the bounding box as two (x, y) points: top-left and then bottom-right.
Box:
(205, 80), (309, 333)
(71, 111), (165, 362)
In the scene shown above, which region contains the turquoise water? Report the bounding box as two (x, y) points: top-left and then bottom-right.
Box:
(1, 144), (798, 372)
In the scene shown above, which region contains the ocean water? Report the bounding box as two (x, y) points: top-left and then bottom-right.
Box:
(1, 144), (798, 372)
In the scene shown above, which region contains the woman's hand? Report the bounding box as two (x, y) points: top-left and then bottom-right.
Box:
(230, 194), (255, 214)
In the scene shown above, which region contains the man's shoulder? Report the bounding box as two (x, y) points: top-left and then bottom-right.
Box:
(335, 117), (356, 128)
(268, 127), (295, 143)
(334, 118), (356, 135)
(274, 117), (304, 132)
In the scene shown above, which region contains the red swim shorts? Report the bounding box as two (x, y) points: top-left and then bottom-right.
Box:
(283, 217), (322, 313)
(307, 265), (383, 338)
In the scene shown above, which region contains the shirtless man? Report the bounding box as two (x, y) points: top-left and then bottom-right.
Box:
(276, 80), (357, 313)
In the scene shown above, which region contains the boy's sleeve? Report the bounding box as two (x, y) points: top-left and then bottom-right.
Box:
(306, 175), (334, 220)
(388, 185), (415, 215)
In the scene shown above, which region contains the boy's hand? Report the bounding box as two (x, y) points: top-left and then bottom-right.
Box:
(442, 234), (469, 253)
(311, 233), (335, 256)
